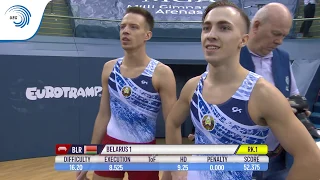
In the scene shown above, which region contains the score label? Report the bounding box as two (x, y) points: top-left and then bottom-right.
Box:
(235, 145), (268, 155)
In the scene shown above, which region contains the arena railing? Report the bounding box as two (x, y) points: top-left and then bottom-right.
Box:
(43, 14), (320, 23)
(41, 13), (320, 38)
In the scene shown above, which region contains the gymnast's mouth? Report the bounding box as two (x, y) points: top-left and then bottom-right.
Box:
(122, 37), (130, 41)
(205, 44), (220, 51)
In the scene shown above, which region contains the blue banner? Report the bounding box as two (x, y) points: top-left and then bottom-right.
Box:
(69, 0), (241, 22)
(123, 0), (241, 21)
(55, 163), (268, 171)
(68, 0), (298, 39)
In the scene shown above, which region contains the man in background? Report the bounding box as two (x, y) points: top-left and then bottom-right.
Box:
(299, 0), (317, 38)
(240, 3), (312, 180)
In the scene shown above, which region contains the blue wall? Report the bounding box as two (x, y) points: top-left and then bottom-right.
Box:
(1, 35), (319, 60)
(0, 35), (319, 161)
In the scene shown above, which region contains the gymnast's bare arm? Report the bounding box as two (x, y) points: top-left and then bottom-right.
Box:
(153, 63), (177, 122)
(250, 78), (320, 180)
(90, 60), (117, 144)
(153, 63), (177, 180)
(76, 60), (117, 180)
(162, 76), (200, 180)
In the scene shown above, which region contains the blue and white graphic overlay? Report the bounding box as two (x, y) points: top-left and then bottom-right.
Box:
(0, 0), (51, 41)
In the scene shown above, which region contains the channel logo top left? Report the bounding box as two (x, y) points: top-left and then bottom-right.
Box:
(5, 5), (32, 28)
(0, 0), (52, 41)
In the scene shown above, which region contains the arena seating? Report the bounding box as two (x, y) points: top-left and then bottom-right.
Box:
(38, 0), (320, 39)
(38, 0), (73, 37)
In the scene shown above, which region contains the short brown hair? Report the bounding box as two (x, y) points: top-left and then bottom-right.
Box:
(125, 7), (155, 31)
(202, 1), (250, 33)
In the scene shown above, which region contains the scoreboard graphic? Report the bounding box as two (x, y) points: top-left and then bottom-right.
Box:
(55, 144), (269, 171)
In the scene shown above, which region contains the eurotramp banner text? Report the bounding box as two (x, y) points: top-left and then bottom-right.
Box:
(0, 0), (51, 41)
(55, 144), (269, 171)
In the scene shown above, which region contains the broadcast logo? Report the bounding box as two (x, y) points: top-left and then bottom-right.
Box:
(5, 5), (31, 28)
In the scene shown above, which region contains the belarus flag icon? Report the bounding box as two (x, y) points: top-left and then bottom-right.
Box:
(84, 145), (97, 155)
